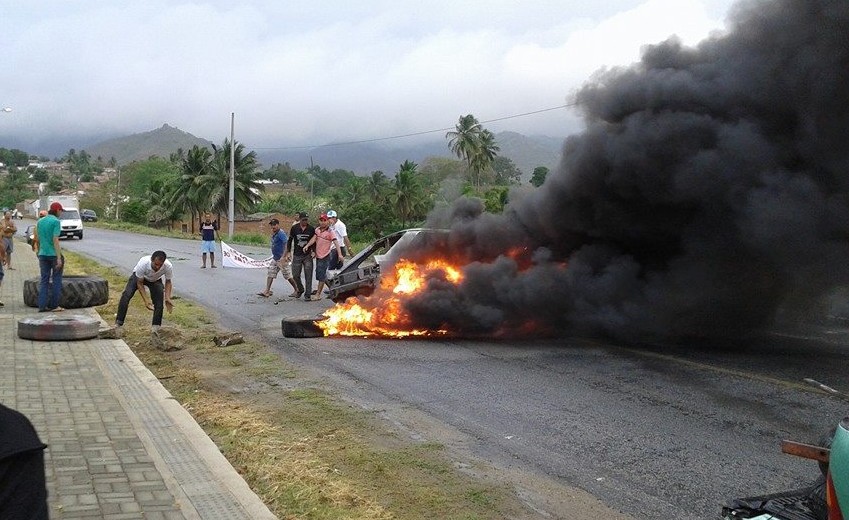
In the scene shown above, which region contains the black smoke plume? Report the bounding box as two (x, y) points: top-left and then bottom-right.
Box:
(405, 0), (849, 341)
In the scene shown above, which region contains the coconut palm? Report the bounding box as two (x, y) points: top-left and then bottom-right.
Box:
(146, 179), (184, 231)
(446, 114), (481, 165)
(446, 114), (500, 189)
(390, 160), (428, 227)
(469, 129), (500, 187)
(200, 139), (264, 220)
(366, 170), (390, 204)
(170, 145), (211, 234)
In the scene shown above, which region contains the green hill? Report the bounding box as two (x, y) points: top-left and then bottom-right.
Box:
(85, 124), (214, 165)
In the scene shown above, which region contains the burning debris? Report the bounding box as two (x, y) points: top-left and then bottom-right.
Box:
(322, 0), (849, 341)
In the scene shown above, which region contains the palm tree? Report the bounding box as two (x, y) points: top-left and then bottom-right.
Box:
(366, 170), (390, 204)
(170, 145), (211, 234)
(446, 114), (481, 163)
(338, 176), (368, 206)
(469, 129), (500, 187)
(390, 160), (427, 227)
(446, 114), (499, 189)
(200, 139), (264, 221)
(146, 179), (183, 231)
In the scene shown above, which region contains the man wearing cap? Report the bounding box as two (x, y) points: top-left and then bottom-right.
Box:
(36, 202), (64, 312)
(304, 213), (342, 301)
(326, 210), (353, 270)
(257, 218), (298, 298)
(285, 212), (316, 301)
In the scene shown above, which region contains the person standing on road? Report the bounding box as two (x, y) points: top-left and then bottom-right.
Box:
(36, 202), (64, 312)
(2, 211), (17, 270)
(199, 212), (220, 268)
(258, 218), (298, 298)
(114, 250), (174, 336)
(326, 209), (353, 270)
(304, 213), (342, 301)
(285, 212), (316, 301)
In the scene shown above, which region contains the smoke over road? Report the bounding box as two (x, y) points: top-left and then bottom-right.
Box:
(410, 0), (849, 341)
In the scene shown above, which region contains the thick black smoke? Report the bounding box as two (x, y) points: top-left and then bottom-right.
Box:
(406, 0), (849, 341)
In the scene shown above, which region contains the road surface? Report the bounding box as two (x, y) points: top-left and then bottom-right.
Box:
(58, 224), (849, 519)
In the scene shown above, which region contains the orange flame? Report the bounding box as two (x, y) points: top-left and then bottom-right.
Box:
(319, 259), (463, 337)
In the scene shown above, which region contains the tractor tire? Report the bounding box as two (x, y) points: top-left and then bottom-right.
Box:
(17, 314), (101, 341)
(282, 315), (327, 338)
(23, 275), (109, 309)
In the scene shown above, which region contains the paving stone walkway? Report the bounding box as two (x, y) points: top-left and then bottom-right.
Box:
(0, 241), (276, 519)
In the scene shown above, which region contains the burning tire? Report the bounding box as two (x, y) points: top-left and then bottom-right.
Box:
(17, 314), (101, 341)
(23, 275), (109, 309)
(282, 315), (327, 338)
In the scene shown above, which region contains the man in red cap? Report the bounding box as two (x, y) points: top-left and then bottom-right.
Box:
(35, 202), (64, 311)
(303, 213), (341, 301)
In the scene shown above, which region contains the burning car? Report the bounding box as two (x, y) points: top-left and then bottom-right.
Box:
(325, 228), (449, 303)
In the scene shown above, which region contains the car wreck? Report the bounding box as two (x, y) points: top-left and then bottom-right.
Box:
(325, 228), (449, 303)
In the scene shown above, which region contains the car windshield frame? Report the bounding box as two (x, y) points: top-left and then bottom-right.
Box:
(333, 228), (448, 276)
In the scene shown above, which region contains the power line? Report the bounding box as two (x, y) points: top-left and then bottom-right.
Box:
(251, 102), (576, 151)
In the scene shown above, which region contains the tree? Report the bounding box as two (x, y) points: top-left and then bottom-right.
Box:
(200, 139), (264, 220)
(492, 156), (522, 186)
(418, 157), (466, 187)
(30, 168), (49, 183)
(446, 114), (481, 167)
(366, 170), (390, 203)
(484, 186), (510, 213)
(469, 129), (500, 187)
(331, 176), (368, 210)
(145, 179), (184, 230)
(120, 157), (178, 198)
(390, 160), (429, 227)
(0, 167), (36, 209)
(530, 166), (549, 187)
(170, 145), (212, 233)
(446, 114), (500, 189)
(264, 162), (298, 185)
(47, 174), (64, 193)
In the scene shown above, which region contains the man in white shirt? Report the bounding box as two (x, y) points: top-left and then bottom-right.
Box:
(326, 209), (353, 270)
(114, 250), (174, 335)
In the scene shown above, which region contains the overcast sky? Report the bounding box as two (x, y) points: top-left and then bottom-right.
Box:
(1, 0), (737, 152)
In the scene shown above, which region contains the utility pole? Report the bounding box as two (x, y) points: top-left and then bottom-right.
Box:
(115, 167), (121, 220)
(228, 112), (235, 239)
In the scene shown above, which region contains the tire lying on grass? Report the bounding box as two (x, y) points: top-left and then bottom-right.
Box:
(17, 314), (101, 341)
(282, 315), (327, 338)
(23, 275), (109, 309)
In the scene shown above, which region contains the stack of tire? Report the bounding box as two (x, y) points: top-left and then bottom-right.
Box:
(18, 275), (109, 341)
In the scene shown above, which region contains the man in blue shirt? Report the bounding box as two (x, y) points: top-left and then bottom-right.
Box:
(258, 218), (298, 298)
(36, 202), (64, 312)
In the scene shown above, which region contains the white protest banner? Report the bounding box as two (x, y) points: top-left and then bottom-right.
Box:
(221, 241), (274, 268)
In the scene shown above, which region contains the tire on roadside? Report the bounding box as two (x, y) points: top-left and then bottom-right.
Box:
(17, 314), (101, 341)
(282, 315), (327, 338)
(23, 275), (109, 309)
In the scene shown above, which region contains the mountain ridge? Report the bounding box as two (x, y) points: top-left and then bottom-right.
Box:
(84, 125), (565, 179)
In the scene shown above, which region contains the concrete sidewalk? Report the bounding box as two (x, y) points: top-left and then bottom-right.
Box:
(0, 243), (276, 519)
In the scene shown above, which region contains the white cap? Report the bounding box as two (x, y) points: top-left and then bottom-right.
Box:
(326, 210), (338, 218)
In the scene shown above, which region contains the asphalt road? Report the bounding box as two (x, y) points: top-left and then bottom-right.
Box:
(59, 224), (849, 520)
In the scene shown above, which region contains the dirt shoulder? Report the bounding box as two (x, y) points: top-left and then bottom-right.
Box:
(74, 252), (631, 520)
